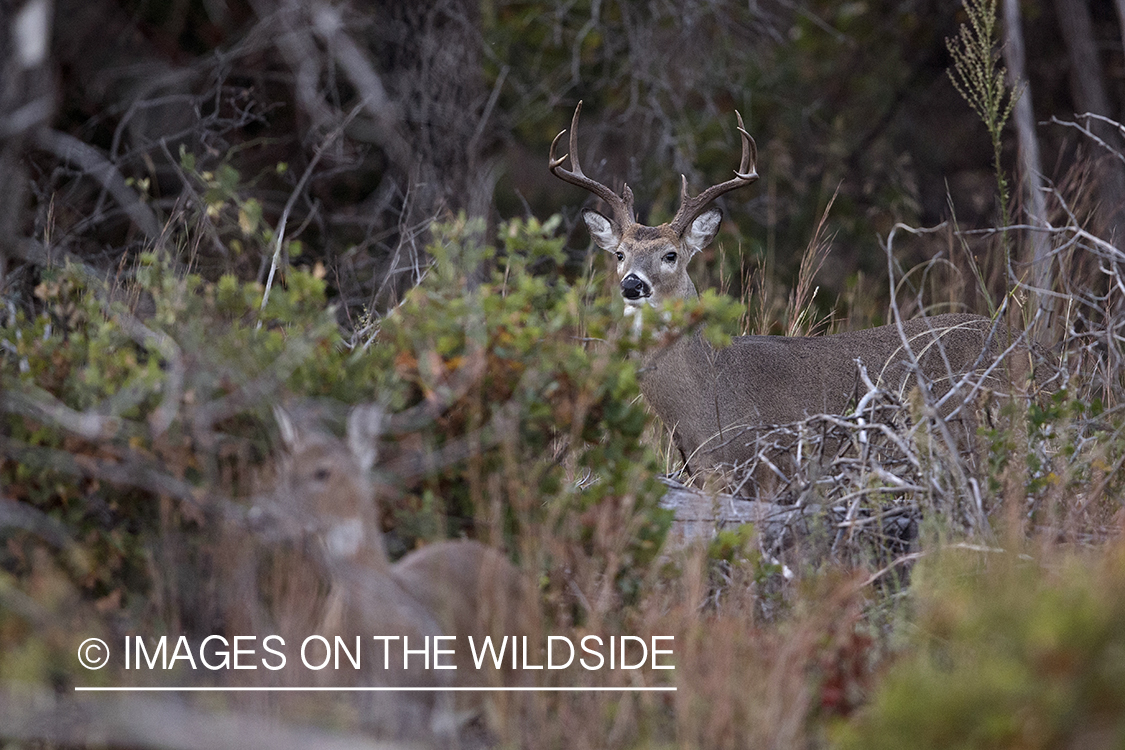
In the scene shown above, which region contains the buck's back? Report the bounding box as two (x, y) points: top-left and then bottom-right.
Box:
(640, 313), (996, 468)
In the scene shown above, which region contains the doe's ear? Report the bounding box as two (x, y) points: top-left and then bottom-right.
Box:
(274, 406), (301, 451)
(683, 207), (722, 256)
(582, 208), (621, 252)
(346, 404), (384, 475)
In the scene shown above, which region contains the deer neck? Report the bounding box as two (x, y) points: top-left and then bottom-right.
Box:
(354, 534), (393, 573)
(677, 272), (700, 302)
(635, 279), (731, 446)
(635, 279), (706, 364)
(321, 510), (393, 577)
(638, 329), (728, 465)
(620, 265), (748, 464)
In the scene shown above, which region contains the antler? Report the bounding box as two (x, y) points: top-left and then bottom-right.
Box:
(549, 101), (636, 228)
(668, 111), (759, 237)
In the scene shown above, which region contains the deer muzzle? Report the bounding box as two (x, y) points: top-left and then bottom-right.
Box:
(621, 273), (651, 301)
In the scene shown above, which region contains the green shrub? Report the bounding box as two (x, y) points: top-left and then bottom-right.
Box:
(1, 253), (366, 624)
(834, 545), (1125, 749)
(1, 206), (757, 655)
(366, 215), (683, 601)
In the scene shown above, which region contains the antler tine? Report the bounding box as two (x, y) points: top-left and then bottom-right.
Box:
(548, 101), (635, 227)
(669, 110), (760, 236)
(567, 103), (585, 177)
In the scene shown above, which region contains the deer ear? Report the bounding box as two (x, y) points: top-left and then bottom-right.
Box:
(683, 207), (722, 256)
(274, 406), (302, 451)
(346, 404), (384, 474)
(582, 209), (621, 252)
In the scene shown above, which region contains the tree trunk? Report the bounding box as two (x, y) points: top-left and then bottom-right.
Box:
(0, 0), (56, 291)
(1003, 0), (1055, 341)
(1052, 0), (1125, 249)
(1115, 0), (1125, 77)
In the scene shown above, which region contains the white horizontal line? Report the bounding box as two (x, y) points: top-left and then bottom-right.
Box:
(74, 686), (676, 692)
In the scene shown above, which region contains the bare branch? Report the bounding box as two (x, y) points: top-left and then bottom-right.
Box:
(30, 129), (162, 241)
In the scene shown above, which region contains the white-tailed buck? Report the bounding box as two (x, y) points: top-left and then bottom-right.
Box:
(550, 102), (998, 475)
(262, 404), (535, 741)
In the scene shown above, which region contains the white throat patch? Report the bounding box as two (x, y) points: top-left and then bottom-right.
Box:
(324, 517), (365, 559)
(623, 300), (648, 337)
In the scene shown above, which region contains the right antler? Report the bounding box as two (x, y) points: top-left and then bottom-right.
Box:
(668, 111), (759, 237)
(549, 101), (636, 228)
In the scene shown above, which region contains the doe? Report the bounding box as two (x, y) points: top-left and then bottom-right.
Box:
(263, 404), (535, 741)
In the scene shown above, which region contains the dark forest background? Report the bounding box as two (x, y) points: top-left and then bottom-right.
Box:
(2, 0), (1123, 321)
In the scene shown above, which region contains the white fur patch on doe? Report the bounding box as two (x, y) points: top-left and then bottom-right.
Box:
(324, 517), (365, 559)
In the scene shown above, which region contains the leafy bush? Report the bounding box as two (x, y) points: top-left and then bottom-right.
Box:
(364, 214), (693, 604)
(1, 253), (365, 635)
(3, 205), (753, 666)
(834, 545), (1125, 749)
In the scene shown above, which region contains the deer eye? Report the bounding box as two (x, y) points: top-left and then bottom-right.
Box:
(662, 252), (678, 264)
(615, 251), (625, 262)
(313, 466), (332, 482)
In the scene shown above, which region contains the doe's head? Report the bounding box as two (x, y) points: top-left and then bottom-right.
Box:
(271, 404), (385, 562)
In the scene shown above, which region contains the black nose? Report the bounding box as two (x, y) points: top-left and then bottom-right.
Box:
(621, 274), (650, 300)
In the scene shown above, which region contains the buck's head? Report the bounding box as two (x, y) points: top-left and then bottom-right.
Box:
(550, 102), (759, 308)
